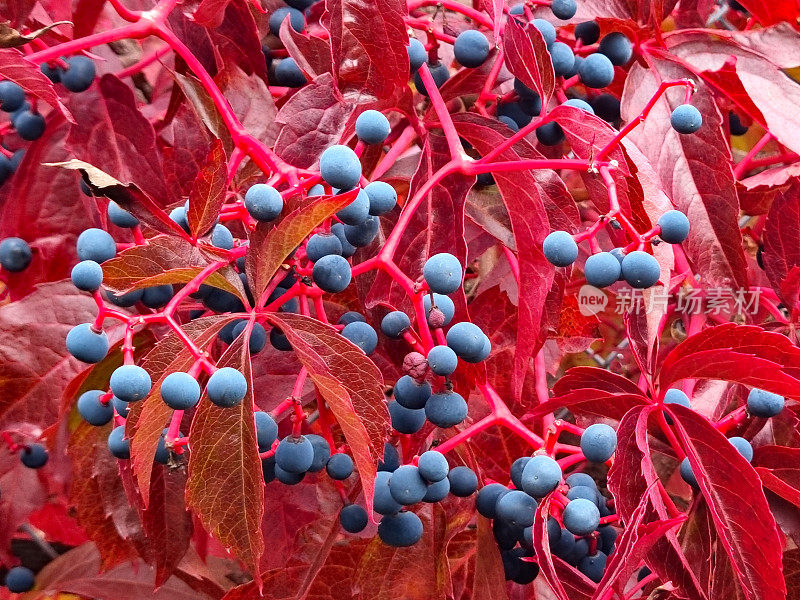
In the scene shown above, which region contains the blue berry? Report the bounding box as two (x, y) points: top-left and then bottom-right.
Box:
(312, 254), (352, 293)
(574, 21), (600, 45)
(671, 104), (702, 134)
(521, 454), (562, 497)
(498, 115), (519, 131)
(658, 210), (690, 244)
(5, 566), (35, 593)
(337, 189), (370, 225)
(448, 465), (478, 496)
(496, 490), (537, 528)
(338, 311), (366, 325)
(355, 110), (391, 144)
(61, 56), (96, 92)
(580, 423), (617, 463)
(579, 551), (607, 582)
(423, 477), (450, 502)
(543, 230), (578, 267)
(0, 237), (32, 272)
(13, 110), (46, 140)
(621, 250), (660, 288)
(374, 470), (402, 514)
(108, 426), (130, 459)
(106, 287), (144, 307)
(232, 321), (267, 353)
(20, 443), (48, 468)
(407, 38), (427, 72)
(747, 388), (784, 417)
(729, 111), (748, 136)
(78, 389), (114, 426)
(424, 253), (462, 294)
(254, 411), (278, 452)
(664, 388), (691, 409)
(340, 504), (368, 532)
(0, 80), (25, 112)
(343, 215), (380, 247)
(275, 435), (314, 473)
(579, 53), (615, 88)
(269, 7), (305, 34)
(563, 498), (601, 535)
(599, 524), (617, 553)
(476, 483), (510, 518)
(112, 396), (129, 417)
(550, 42), (575, 76)
(110, 365), (152, 402)
(425, 391), (468, 428)
(592, 93), (621, 122)
(107, 201), (139, 228)
(584, 252), (621, 288)
(427, 345), (458, 376)
(497, 101), (532, 128)
(565, 472), (596, 489)
(275, 464), (305, 484)
(331, 223), (356, 258)
(209, 224), (233, 250)
(551, 0), (577, 19)
(270, 327), (292, 351)
(378, 511), (423, 546)
(141, 284), (174, 309)
(446, 321), (484, 360)
(341, 321), (378, 355)
(161, 372), (201, 410)
(206, 367), (247, 407)
(566, 485), (598, 503)
(413, 62), (450, 96)
(394, 375), (431, 409)
(680, 457), (698, 488)
(320, 145), (362, 190)
(364, 181), (397, 216)
(66, 323), (109, 363)
(170, 206), (190, 232)
(424, 293), (455, 327)
(306, 233), (342, 262)
(389, 400), (426, 434)
(267, 286), (299, 313)
(532, 19), (556, 46)
(41, 62), (61, 82)
(563, 98), (594, 113)
(536, 122), (564, 146)
(728, 436), (754, 462)
(326, 453), (354, 480)
(381, 311), (411, 338)
(598, 33), (633, 66)
(454, 30), (490, 68)
(245, 184), (283, 221)
(418, 450), (448, 482)
(389, 465), (428, 505)
(306, 434), (331, 472)
(77, 228), (116, 263)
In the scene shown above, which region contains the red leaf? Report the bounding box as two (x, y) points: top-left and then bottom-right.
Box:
(273, 73), (355, 168)
(763, 179), (800, 307)
(471, 517), (508, 598)
(66, 74), (174, 205)
(30, 543), (215, 600)
(502, 18), (555, 108)
(725, 0), (800, 26)
(187, 139), (228, 238)
(216, 64), (278, 144)
(325, 0), (409, 102)
(553, 366), (645, 396)
(668, 403), (786, 600)
(279, 18), (333, 79)
(101, 235), (244, 297)
(0, 48), (73, 122)
(245, 190), (357, 300)
(193, 0), (232, 27)
(532, 497), (571, 600)
(623, 59), (748, 289)
(455, 113), (579, 401)
(265, 312), (389, 516)
(753, 445), (800, 508)
(129, 316), (232, 505)
(658, 323), (800, 398)
(186, 337), (265, 578)
(0, 282), (99, 428)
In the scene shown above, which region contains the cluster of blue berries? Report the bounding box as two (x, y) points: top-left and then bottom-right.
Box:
(479, 424), (618, 583)
(542, 209), (690, 290)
